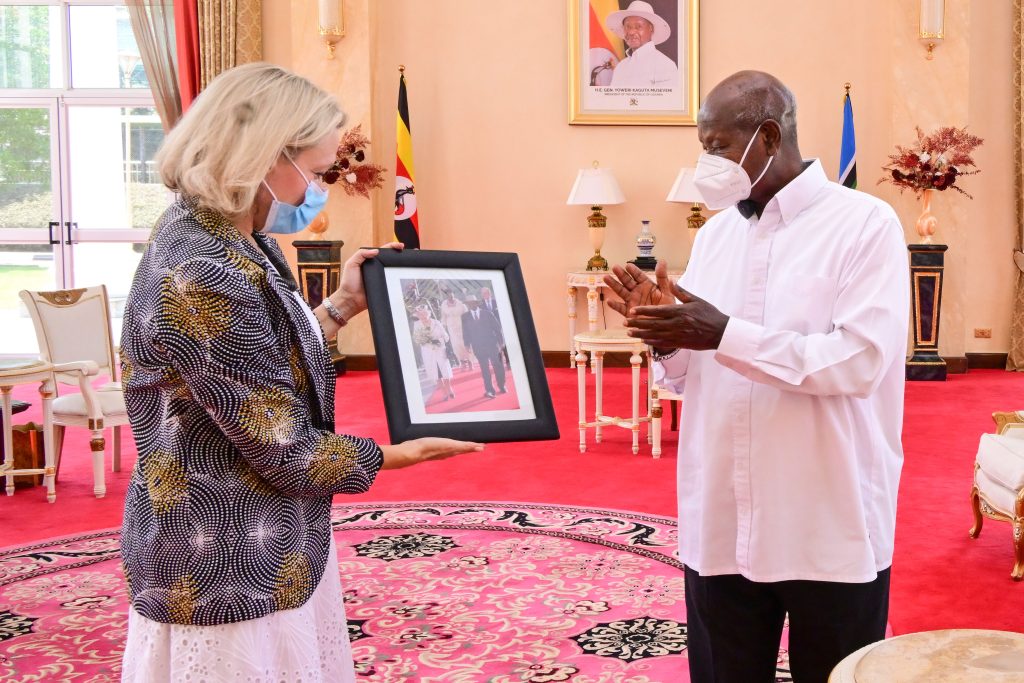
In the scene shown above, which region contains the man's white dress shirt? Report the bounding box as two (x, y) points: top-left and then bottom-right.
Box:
(656, 160), (909, 584)
(610, 41), (678, 87)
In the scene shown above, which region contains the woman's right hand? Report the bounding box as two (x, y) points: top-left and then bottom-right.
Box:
(380, 437), (484, 470)
(328, 241), (404, 320)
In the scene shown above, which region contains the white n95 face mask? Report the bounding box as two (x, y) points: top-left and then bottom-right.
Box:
(693, 123), (774, 210)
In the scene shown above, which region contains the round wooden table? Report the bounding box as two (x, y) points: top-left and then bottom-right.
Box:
(830, 629), (1024, 682)
(0, 358), (56, 502)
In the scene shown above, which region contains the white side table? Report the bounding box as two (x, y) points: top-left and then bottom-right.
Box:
(566, 269), (683, 366)
(829, 629), (1024, 682)
(575, 330), (652, 455)
(0, 358), (56, 502)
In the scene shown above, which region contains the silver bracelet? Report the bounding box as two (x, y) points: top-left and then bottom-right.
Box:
(321, 297), (348, 327)
(650, 347), (679, 362)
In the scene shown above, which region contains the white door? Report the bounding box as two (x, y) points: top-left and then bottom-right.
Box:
(0, 1), (171, 354)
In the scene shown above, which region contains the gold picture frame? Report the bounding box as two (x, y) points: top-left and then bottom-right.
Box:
(568, 0), (699, 126)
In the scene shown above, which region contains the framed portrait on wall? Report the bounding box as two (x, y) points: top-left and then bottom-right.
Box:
(568, 0), (699, 125)
(362, 249), (559, 444)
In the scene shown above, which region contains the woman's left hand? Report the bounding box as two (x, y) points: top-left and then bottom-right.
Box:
(328, 242), (404, 320)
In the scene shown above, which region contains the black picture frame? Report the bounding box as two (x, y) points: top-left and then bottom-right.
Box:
(362, 249), (559, 443)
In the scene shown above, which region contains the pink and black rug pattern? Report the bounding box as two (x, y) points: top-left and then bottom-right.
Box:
(0, 502), (793, 682)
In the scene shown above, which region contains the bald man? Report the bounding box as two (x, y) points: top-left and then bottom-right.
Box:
(605, 71), (909, 683)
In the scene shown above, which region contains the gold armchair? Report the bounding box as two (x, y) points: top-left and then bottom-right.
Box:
(969, 411), (1024, 580)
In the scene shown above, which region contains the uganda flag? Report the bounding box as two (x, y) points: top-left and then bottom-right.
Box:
(394, 71), (419, 248)
(588, 0), (625, 86)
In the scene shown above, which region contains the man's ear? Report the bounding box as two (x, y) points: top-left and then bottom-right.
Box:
(761, 120), (783, 156)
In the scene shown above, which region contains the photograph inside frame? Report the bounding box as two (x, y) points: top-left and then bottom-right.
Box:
(569, 0), (699, 125)
(393, 273), (529, 419)
(364, 249), (558, 443)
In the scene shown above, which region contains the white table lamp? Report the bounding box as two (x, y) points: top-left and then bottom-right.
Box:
(567, 162), (625, 271)
(666, 167), (707, 230)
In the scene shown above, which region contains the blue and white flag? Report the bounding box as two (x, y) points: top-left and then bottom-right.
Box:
(839, 88), (857, 189)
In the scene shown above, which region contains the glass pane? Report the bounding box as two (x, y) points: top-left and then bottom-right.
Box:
(0, 107), (53, 231)
(70, 5), (149, 89)
(0, 242), (56, 355)
(71, 242), (144, 340)
(68, 105), (170, 230)
(0, 5), (62, 89)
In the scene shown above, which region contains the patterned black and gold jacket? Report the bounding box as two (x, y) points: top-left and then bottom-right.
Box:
(119, 196), (383, 626)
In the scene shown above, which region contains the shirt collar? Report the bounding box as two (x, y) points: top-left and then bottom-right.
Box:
(736, 159), (827, 223)
(624, 41), (656, 59)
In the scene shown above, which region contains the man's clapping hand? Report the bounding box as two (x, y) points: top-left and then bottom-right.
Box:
(604, 260), (730, 352)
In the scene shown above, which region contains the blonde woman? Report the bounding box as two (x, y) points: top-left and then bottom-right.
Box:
(118, 63), (482, 682)
(412, 304), (455, 400)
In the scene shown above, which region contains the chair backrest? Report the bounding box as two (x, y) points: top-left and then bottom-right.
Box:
(19, 285), (118, 386)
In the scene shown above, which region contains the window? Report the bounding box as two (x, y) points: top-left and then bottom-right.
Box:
(0, 1), (170, 355)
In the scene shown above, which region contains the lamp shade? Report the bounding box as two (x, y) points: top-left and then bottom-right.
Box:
(566, 166), (625, 205)
(665, 167), (705, 204)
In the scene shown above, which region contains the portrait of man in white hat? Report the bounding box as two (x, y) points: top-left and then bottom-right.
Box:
(605, 0), (679, 88)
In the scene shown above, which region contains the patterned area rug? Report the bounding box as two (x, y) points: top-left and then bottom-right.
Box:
(0, 503), (793, 682)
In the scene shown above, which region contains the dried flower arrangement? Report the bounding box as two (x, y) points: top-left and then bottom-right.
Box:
(879, 126), (983, 198)
(321, 125), (386, 199)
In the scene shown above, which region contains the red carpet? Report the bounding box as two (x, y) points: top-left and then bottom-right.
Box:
(424, 361), (521, 413)
(1, 368), (1022, 636)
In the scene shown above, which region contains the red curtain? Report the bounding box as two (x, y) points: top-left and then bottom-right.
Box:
(174, 0), (201, 112)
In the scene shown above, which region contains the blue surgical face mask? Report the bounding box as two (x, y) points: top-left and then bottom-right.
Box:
(259, 155), (329, 234)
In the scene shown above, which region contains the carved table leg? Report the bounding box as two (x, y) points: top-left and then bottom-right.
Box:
(567, 286), (577, 368)
(40, 380), (56, 503)
(586, 287), (599, 333)
(646, 348), (653, 445)
(576, 348), (588, 453)
(594, 351), (604, 443)
(630, 348), (641, 455)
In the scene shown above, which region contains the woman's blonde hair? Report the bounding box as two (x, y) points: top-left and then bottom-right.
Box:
(156, 62), (344, 218)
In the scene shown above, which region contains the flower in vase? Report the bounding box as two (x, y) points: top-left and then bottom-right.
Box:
(878, 126), (983, 199)
(321, 124), (387, 199)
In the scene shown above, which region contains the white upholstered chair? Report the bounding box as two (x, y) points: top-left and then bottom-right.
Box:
(19, 286), (128, 498)
(969, 411), (1024, 580)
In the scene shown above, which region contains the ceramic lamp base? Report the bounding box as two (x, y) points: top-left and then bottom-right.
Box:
(586, 219), (608, 272)
(586, 253), (608, 271)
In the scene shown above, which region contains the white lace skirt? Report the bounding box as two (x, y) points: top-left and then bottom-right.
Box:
(121, 538), (355, 682)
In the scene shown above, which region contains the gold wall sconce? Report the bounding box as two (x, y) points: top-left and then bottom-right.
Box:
(920, 0), (944, 60)
(318, 0), (344, 59)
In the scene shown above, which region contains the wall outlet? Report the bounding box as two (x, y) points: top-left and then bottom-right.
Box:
(974, 328), (992, 338)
